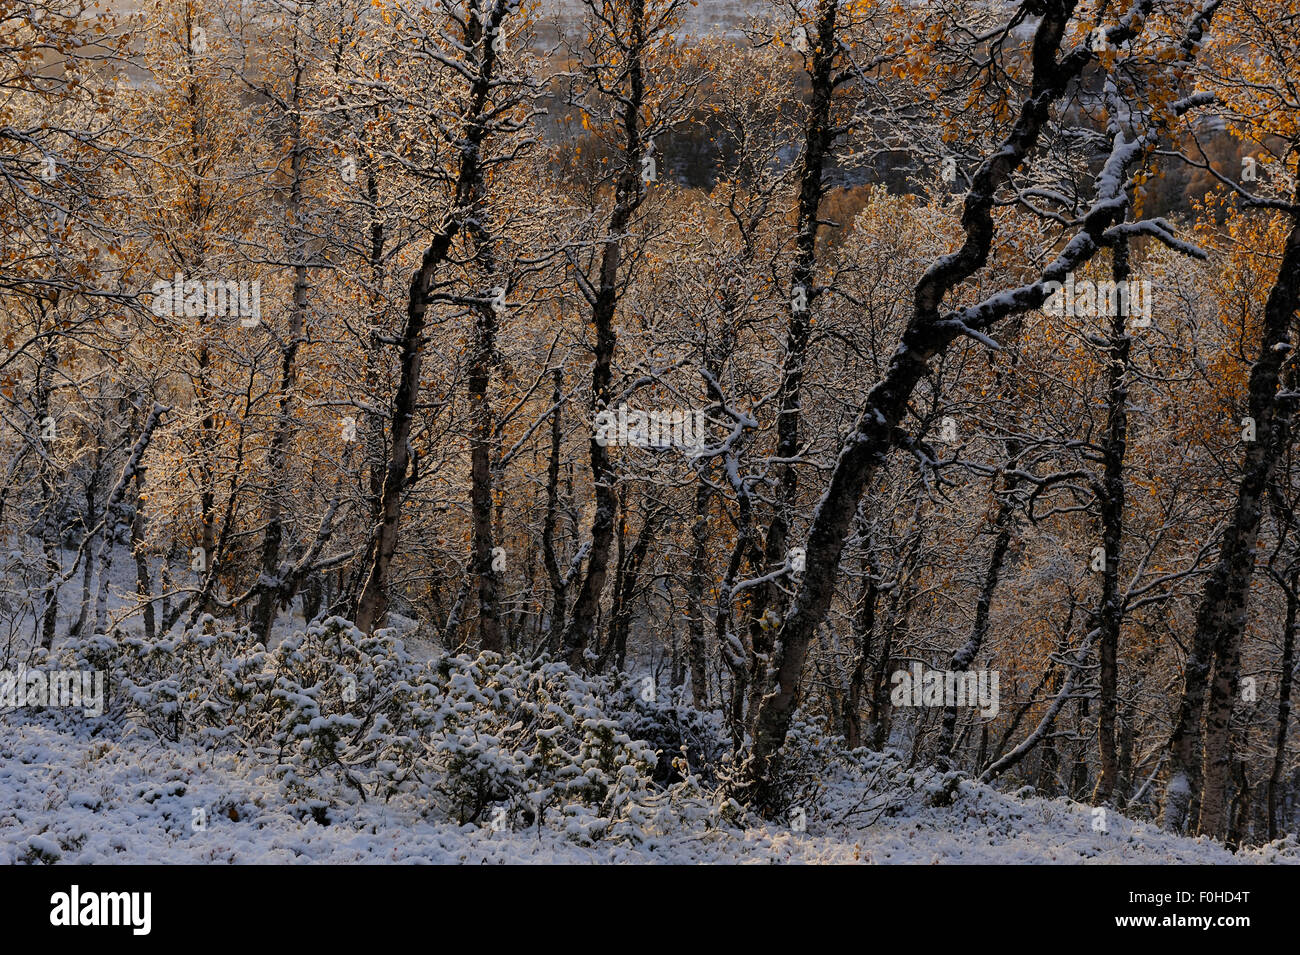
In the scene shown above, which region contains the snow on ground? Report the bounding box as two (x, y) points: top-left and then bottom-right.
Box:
(4, 549), (1296, 864)
(3, 711), (1295, 864)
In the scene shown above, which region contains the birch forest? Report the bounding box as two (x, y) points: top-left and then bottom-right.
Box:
(3, 0), (1300, 867)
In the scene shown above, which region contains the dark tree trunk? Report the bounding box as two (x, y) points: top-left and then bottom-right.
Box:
(844, 550), (878, 749)
(561, 0), (650, 667)
(467, 238), (503, 655)
(747, 0), (841, 726)
(936, 454), (1019, 769)
(687, 479), (710, 707)
(1094, 237), (1133, 803)
(36, 333), (61, 650)
(69, 453), (101, 640)
(132, 468), (156, 644)
(356, 8), (506, 633)
(1268, 574), (1298, 839)
(253, 52), (310, 643)
(734, 0), (1171, 808)
(603, 496), (664, 672)
(1170, 191), (1300, 837)
(541, 368), (567, 651)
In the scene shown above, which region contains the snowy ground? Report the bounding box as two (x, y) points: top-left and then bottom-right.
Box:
(4, 547), (1295, 864)
(3, 711), (1295, 864)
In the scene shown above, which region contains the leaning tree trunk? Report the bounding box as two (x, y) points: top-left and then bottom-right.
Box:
(91, 405), (168, 638)
(934, 314), (1027, 770)
(1170, 191), (1300, 839)
(356, 235), (459, 633)
(935, 457), (1019, 769)
(734, 0), (1178, 806)
(982, 633), (1093, 786)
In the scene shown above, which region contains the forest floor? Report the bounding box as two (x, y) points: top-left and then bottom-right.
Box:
(4, 711), (1297, 864)
(4, 552), (1296, 864)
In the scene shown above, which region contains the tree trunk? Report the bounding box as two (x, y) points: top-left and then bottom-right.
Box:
(467, 244), (503, 654)
(69, 452), (101, 639)
(844, 550), (878, 749)
(1094, 236), (1133, 803)
(561, 1), (649, 667)
(1268, 573), (1298, 839)
(687, 479), (710, 707)
(92, 405), (167, 638)
(356, 8), (505, 632)
(131, 468), (156, 644)
(1176, 192), (1300, 838)
(603, 496), (664, 672)
(747, 0), (840, 726)
(936, 456), (1019, 769)
(254, 56), (310, 642)
(735, 1), (1172, 807)
(541, 368), (567, 651)
(36, 333), (61, 650)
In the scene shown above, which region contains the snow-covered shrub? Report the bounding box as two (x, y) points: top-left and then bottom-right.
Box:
(423, 655), (664, 838)
(64, 616), (715, 845)
(98, 620), (272, 743)
(252, 618), (438, 805)
(605, 682), (727, 784)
